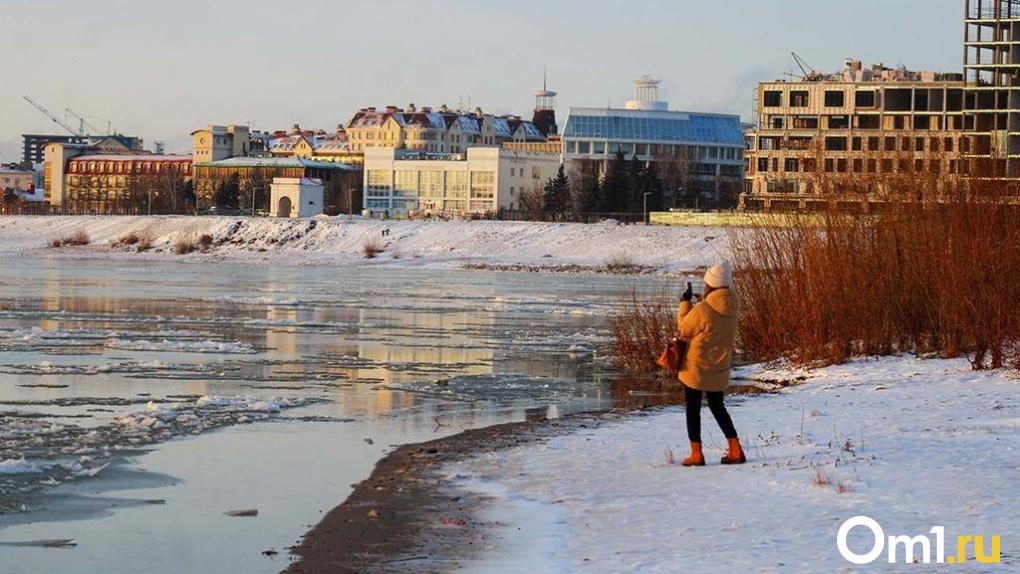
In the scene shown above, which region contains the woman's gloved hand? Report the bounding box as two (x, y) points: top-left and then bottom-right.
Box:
(682, 282), (693, 302)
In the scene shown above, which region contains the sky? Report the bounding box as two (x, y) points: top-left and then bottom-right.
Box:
(2, 0), (963, 160)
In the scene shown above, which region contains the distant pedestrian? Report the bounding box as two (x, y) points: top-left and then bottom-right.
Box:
(676, 262), (746, 466)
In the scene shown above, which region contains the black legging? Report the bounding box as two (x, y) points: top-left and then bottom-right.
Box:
(684, 384), (738, 443)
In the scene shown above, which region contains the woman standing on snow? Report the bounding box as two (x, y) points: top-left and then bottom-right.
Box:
(676, 262), (746, 467)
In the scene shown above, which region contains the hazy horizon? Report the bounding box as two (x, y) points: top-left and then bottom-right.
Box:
(3, 0), (962, 160)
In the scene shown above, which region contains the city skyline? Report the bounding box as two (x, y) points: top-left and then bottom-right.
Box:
(3, 0), (961, 160)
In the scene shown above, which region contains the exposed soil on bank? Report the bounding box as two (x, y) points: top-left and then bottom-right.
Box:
(283, 381), (774, 573)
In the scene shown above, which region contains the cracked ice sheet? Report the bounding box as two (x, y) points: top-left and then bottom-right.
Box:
(449, 356), (1020, 573)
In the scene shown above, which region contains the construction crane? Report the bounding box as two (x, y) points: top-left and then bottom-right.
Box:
(790, 52), (823, 82)
(23, 96), (81, 136)
(64, 108), (110, 136)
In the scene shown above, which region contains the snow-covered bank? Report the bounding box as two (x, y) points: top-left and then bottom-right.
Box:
(450, 357), (1019, 572)
(0, 216), (727, 273)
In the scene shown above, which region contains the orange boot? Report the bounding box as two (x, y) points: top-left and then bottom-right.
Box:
(682, 442), (705, 467)
(721, 437), (747, 465)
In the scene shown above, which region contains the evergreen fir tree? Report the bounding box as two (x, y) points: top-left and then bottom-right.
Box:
(542, 164), (570, 212)
(577, 173), (602, 213)
(601, 151), (628, 212)
(182, 180), (196, 206)
(626, 154), (643, 212)
(215, 172), (240, 209)
(640, 162), (665, 213)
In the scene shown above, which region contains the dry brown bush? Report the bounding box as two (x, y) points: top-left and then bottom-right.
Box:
(112, 232), (141, 247)
(49, 230), (91, 248)
(198, 234), (214, 249)
(136, 236), (153, 252)
(608, 287), (680, 373)
(67, 230), (90, 245)
(173, 235), (197, 255)
(363, 238), (384, 259)
(733, 161), (1020, 370)
(813, 469), (831, 487)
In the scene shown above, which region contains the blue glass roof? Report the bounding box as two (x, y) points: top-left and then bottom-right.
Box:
(563, 108), (744, 146)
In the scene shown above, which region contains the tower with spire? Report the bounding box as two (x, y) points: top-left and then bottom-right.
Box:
(532, 67), (558, 137)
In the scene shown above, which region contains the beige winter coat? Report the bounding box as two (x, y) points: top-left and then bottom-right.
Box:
(677, 288), (739, 392)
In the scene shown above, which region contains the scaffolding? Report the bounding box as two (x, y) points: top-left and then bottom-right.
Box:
(963, 0), (1020, 174)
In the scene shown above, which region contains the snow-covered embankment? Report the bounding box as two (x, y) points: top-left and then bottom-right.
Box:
(0, 216), (729, 273)
(450, 356), (1019, 572)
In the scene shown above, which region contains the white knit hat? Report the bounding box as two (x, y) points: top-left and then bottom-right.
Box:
(704, 262), (733, 288)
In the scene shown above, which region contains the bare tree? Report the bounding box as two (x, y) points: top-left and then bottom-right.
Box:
(654, 146), (696, 208)
(521, 183), (544, 211)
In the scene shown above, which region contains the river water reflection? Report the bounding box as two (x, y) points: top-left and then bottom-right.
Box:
(0, 258), (680, 573)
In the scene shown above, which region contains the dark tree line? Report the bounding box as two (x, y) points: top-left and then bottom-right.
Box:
(540, 152), (665, 214)
(215, 172), (241, 209)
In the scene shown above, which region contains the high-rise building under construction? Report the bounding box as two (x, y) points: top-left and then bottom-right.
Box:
(963, 0), (1020, 174)
(744, 0), (1020, 210)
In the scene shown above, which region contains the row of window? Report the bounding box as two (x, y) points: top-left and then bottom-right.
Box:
(765, 114), (964, 131)
(565, 141), (742, 160)
(508, 166), (542, 179)
(759, 157), (964, 175)
(764, 89), (857, 108)
(364, 198), (493, 213)
(366, 170), (497, 199)
(758, 135), (960, 153)
(564, 114), (744, 145)
(67, 175), (188, 187)
(763, 88), (965, 112)
(0, 176), (31, 187)
(350, 129), (491, 145)
(69, 161), (191, 175)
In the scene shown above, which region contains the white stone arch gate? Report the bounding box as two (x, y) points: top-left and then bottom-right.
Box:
(270, 178), (323, 218)
(277, 195), (293, 217)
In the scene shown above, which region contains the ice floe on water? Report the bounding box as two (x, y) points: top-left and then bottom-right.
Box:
(0, 394), (325, 512)
(103, 338), (257, 354)
(201, 295), (304, 307)
(0, 459), (42, 475)
(385, 374), (597, 404)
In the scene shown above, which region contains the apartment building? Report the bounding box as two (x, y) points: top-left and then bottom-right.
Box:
(745, 1), (1020, 210)
(345, 105), (547, 154)
(43, 142), (192, 212)
(745, 61), (966, 209)
(362, 147), (561, 215)
(0, 166), (34, 192)
(268, 126), (362, 165)
(964, 0), (1020, 175)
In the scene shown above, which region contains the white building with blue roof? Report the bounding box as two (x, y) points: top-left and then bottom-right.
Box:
(562, 78), (746, 206)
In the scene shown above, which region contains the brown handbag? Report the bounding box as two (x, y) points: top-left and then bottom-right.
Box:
(656, 338), (687, 371)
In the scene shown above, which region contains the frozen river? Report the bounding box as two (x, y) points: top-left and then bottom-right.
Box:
(0, 258), (678, 573)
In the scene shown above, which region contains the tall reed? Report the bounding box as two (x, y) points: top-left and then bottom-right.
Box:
(733, 166), (1020, 370)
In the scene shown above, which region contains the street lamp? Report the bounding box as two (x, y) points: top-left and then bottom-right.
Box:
(643, 192), (653, 225)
